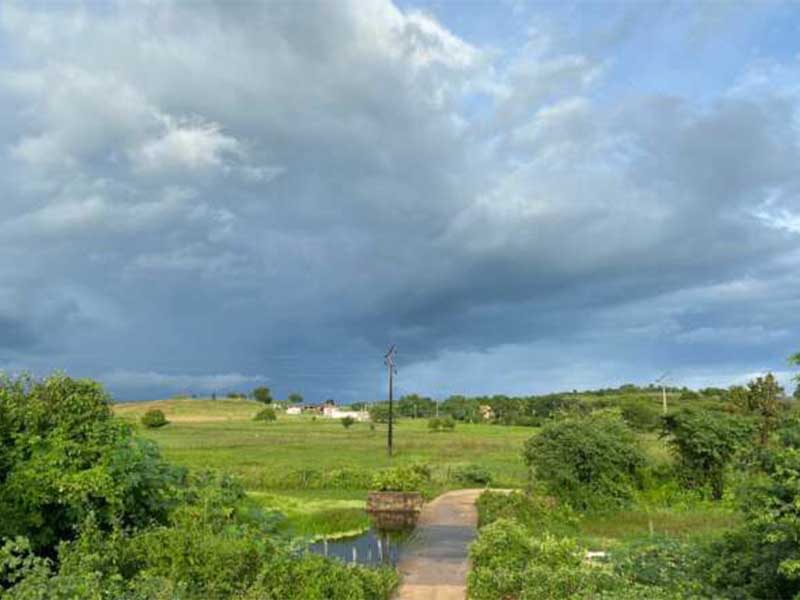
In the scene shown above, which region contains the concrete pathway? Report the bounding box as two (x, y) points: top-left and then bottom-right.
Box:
(394, 489), (484, 600)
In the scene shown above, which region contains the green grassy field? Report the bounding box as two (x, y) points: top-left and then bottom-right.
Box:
(116, 398), (738, 545)
(116, 398), (533, 536)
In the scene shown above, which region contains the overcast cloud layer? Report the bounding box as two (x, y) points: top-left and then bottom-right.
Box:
(1, 1), (799, 401)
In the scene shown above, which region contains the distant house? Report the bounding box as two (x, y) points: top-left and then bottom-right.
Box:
(284, 401), (369, 422)
(322, 404), (370, 422)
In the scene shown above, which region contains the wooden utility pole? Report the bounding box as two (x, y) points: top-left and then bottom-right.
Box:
(385, 345), (396, 456)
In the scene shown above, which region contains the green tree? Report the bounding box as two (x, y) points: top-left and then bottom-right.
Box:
(398, 394), (436, 418)
(730, 374), (784, 445)
(662, 408), (751, 500)
(252, 387), (272, 404)
(341, 416), (355, 429)
(0, 373), (182, 553)
(747, 373), (784, 445)
(523, 414), (644, 511)
(287, 392), (303, 404)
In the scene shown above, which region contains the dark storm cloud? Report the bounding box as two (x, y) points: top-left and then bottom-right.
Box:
(0, 0), (798, 400)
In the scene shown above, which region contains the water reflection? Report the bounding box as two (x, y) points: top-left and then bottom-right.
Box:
(308, 527), (412, 567)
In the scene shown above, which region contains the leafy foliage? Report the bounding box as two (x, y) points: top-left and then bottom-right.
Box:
(468, 520), (622, 599)
(662, 408), (751, 500)
(620, 399), (661, 432)
(252, 386), (272, 404)
(428, 416), (456, 431)
(368, 402), (393, 423)
(397, 394), (436, 418)
(453, 464), (492, 486)
(0, 374), (398, 599)
(341, 416), (356, 429)
(0, 373), (183, 553)
(476, 491), (578, 535)
(730, 373), (784, 446)
(253, 407), (277, 422)
(370, 465), (430, 492)
(140, 408), (169, 428)
(523, 414), (645, 511)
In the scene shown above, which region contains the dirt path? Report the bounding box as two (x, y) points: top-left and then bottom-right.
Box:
(394, 489), (484, 600)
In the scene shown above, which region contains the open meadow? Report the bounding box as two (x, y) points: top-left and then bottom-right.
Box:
(115, 398), (533, 536)
(115, 397), (739, 546)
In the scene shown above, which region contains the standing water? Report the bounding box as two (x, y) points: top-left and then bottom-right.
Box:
(308, 527), (413, 567)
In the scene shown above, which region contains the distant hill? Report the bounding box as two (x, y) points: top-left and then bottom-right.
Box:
(114, 398), (262, 423)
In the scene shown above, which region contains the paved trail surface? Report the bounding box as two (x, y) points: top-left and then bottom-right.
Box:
(394, 489), (484, 600)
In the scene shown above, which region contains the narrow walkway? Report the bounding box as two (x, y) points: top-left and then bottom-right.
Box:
(394, 489), (483, 600)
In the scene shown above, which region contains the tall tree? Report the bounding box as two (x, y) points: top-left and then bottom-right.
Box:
(252, 387), (272, 404)
(732, 373), (784, 446)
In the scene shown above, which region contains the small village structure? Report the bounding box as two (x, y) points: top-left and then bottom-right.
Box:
(285, 400), (369, 422)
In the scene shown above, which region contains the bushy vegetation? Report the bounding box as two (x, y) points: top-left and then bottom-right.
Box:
(476, 491), (578, 534)
(370, 464), (431, 492)
(372, 382), (746, 429)
(254, 406), (277, 422)
(0, 374), (397, 599)
(453, 464), (492, 486)
(620, 399), (661, 431)
(368, 402), (394, 423)
(524, 414), (645, 511)
(141, 408), (169, 428)
(427, 415), (455, 431)
(662, 407), (752, 500)
(469, 358), (800, 600)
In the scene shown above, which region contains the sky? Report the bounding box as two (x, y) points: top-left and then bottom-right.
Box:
(0, 0), (799, 402)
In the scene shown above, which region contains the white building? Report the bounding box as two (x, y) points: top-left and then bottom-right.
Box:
(322, 405), (370, 422)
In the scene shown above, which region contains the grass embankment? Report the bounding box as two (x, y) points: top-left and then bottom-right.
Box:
(115, 399), (532, 537)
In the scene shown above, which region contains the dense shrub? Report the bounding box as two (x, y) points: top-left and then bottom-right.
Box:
(476, 491), (578, 535)
(254, 407), (277, 422)
(620, 400), (660, 432)
(662, 408), (751, 500)
(428, 416), (456, 431)
(0, 374), (183, 554)
(370, 465), (429, 492)
(0, 374), (398, 599)
(341, 416), (356, 429)
(529, 395), (590, 420)
(611, 537), (701, 593)
(453, 464), (492, 486)
(523, 414), (645, 511)
(694, 424), (800, 599)
(468, 520), (620, 599)
(141, 408), (169, 428)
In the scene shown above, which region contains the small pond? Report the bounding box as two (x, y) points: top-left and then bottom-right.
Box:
(308, 527), (413, 567)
